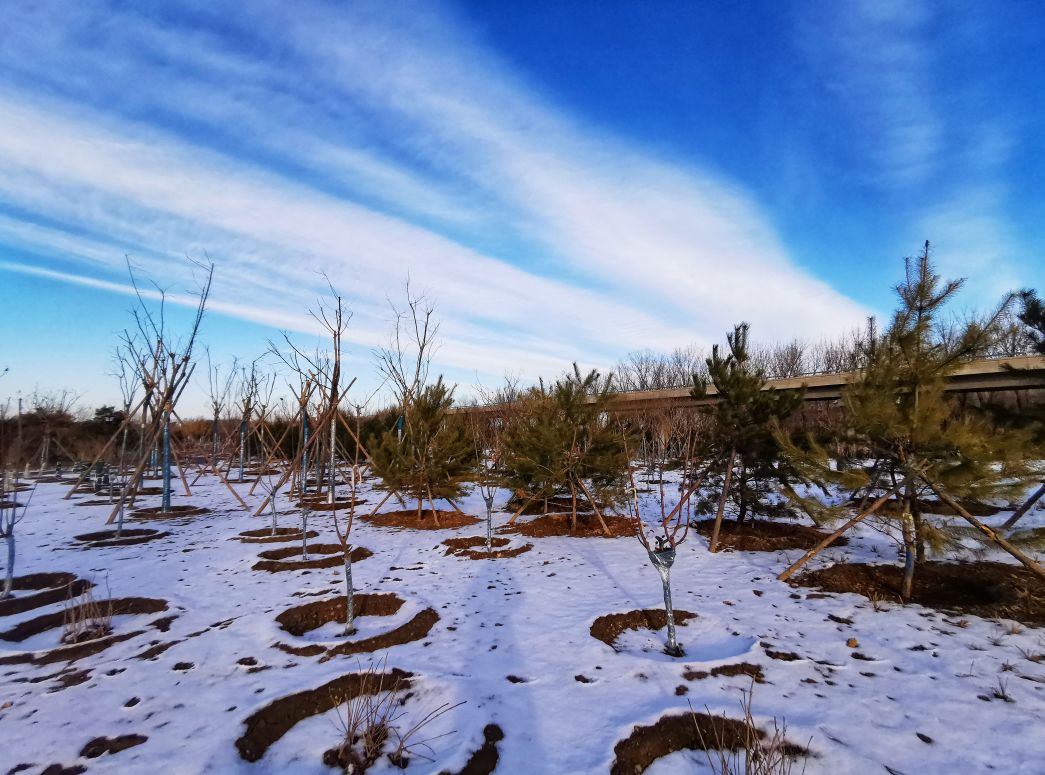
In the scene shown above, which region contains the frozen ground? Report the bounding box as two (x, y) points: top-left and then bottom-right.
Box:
(1, 473), (1043, 774)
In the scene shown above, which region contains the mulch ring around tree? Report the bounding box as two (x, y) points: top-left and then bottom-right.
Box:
(590, 609), (698, 650)
(442, 536), (533, 560)
(0, 573), (91, 617)
(276, 592), (404, 636)
(73, 529), (169, 548)
(694, 518), (847, 551)
(0, 597), (169, 644)
(296, 497), (369, 511)
(251, 544), (372, 573)
(506, 495), (600, 516)
(236, 527), (320, 544)
(235, 668), (414, 762)
(273, 603), (440, 662)
(131, 504), (210, 520)
(610, 711), (809, 775)
(501, 513), (635, 538)
(795, 561), (1045, 626)
(362, 509), (481, 530)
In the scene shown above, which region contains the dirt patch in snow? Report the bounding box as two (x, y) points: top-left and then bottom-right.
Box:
(251, 544), (372, 573)
(694, 519), (846, 551)
(273, 607), (440, 660)
(795, 561), (1045, 626)
(442, 536), (533, 559)
(590, 609), (698, 650)
(234, 668), (414, 762)
(362, 509), (481, 530)
(237, 528), (319, 544)
(73, 528), (169, 548)
(502, 513), (634, 538)
(80, 734), (148, 758)
(0, 574), (91, 617)
(683, 663), (765, 683)
(0, 597), (168, 643)
(870, 497), (1001, 517)
(610, 711), (808, 775)
(296, 497), (368, 511)
(276, 593), (404, 636)
(506, 495), (598, 516)
(439, 724), (504, 775)
(131, 504), (210, 519)
(0, 629), (144, 666)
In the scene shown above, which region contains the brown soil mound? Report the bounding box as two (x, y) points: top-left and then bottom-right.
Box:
(251, 545), (372, 573)
(502, 513), (634, 538)
(237, 528), (320, 544)
(0, 597), (168, 643)
(363, 509), (481, 530)
(273, 607), (440, 661)
(870, 497), (1001, 517)
(506, 495), (597, 516)
(796, 561), (1045, 626)
(695, 519), (846, 551)
(0, 574), (90, 617)
(683, 663), (765, 683)
(276, 593), (404, 636)
(590, 609), (698, 650)
(132, 505), (210, 519)
(74, 499), (116, 507)
(296, 498), (368, 511)
(610, 712), (808, 775)
(80, 734), (148, 758)
(74, 529), (169, 548)
(0, 630), (145, 666)
(442, 536), (533, 559)
(235, 668), (413, 762)
(439, 724), (504, 775)
(132, 487), (165, 496)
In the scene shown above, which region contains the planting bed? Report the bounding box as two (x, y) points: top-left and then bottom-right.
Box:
(442, 536), (533, 559)
(251, 543), (373, 572)
(694, 518), (847, 551)
(363, 508), (481, 530)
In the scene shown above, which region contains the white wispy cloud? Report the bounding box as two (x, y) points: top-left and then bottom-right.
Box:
(0, 0), (868, 409)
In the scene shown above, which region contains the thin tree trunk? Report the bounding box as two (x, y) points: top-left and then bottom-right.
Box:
(301, 511), (309, 560)
(343, 549), (355, 635)
(709, 449), (736, 553)
(648, 548), (682, 657)
(901, 486), (916, 600)
(2, 529), (14, 600)
(576, 478), (612, 537)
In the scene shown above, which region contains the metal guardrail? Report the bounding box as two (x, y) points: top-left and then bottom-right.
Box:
(458, 355), (1045, 415)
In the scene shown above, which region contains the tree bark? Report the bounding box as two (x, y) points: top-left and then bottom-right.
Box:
(709, 448), (736, 553)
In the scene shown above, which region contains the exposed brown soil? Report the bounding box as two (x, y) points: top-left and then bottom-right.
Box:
(251, 544), (373, 573)
(439, 724), (504, 775)
(234, 668), (413, 762)
(362, 509), (480, 530)
(75, 499), (116, 507)
(590, 609), (698, 650)
(507, 495), (597, 516)
(502, 513), (635, 538)
(80, 734), (148, 758)
(237, 528), (319, 544)
(796, 561), (1045, 626)
(610, 711), (808, 775)
(442, 536), (533, 559)
(683, 663), (765, 683)
(694, 518), (847, 551)
(870, 497), (1001, 517)
(73, 528), (169, 548)
(132, 504), (210, 519)
(296, 498), (368, 511)
(132, 487), (165, 496)
(275, 593), (404, 636)
(0, 597), (168, 643)
(0, 574), (90, 618)
(0, 630), (144, 666)
(272, 607), (440, 660)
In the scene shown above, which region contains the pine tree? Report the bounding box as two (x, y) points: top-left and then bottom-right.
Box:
(499, 365), (629, 535)
(777, 242), (1045, 595)
(368, 377), (477, 524)
(691, 323), (805, 551)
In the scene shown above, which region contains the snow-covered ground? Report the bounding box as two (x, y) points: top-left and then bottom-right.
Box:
(1, 474), (1043, 774)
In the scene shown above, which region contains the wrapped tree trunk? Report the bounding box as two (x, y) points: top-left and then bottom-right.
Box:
(647, 546), (682, 657)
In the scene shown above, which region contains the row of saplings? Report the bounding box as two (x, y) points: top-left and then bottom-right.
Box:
(360, 247), (1045, 656)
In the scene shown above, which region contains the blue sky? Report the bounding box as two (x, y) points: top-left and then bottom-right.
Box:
(0, 0), (1042, 415)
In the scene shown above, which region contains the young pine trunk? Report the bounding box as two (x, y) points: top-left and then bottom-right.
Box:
(901, 491), (917, 600)
(484, 493), (494, 552)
